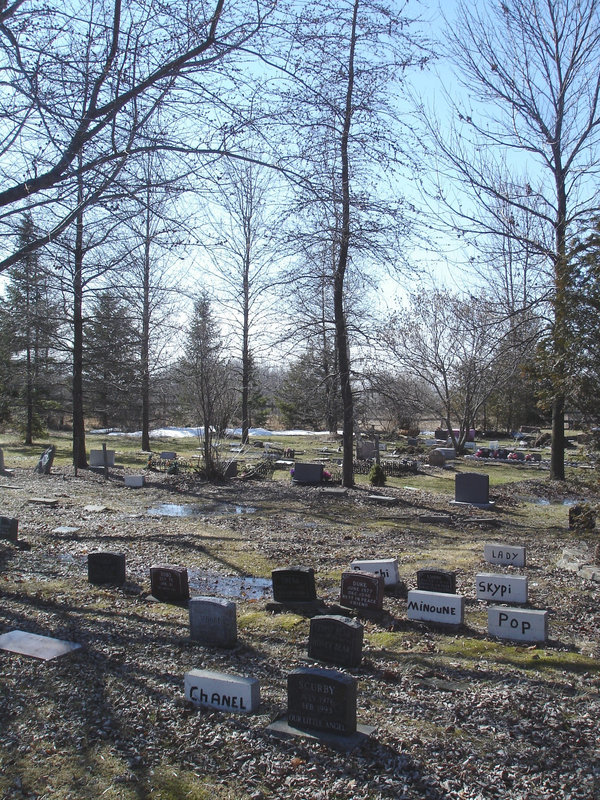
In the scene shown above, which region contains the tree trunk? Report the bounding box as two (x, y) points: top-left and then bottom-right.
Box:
(141, 183), (151, 453)
(241, 243), (250, 445)
(72, 205), (87, 468)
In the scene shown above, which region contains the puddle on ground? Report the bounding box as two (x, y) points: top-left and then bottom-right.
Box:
(527, 498), (579, 506)
(187, 571), (271, 599)
(147, 502), (257, 517)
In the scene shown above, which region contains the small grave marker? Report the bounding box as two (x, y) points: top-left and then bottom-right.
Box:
(484, 543), (526, 568)
(150, 564), (190, 601)
(488, 607), (547, 643)
(34, 446), (55, 474)
(453, 472), (494, 507)
(416, 568), (457, 595)
(124, 474), (145, 488)
(184, 669), (259, 713)
(89, 449), (115, 468)
(476, 573), (528, 604)
(0, 516), (18, 542)
(287, 667), (357, 735)
(87, 552), (126, 585)
(340, 571), (384, 611)
(272, 567), (317, 603)
(406, 589), (464, 625)
(292, 462), (324, 484)
(160, 451), (177, 460)
(189, 596), (237, 648)
(0, 630), (80, 661)
(308, 615), (363, 667)
(349, 558), (399, 587)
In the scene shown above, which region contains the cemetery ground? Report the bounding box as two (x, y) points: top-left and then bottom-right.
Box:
(1, 433), (599, 800)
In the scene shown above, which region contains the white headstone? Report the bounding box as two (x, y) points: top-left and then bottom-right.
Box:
(406, 590), (465, 625)
(349, 558), (399, 587)
(184, 669), (259, 713)
(89, 449), (115, 467)
(488, 607), (547, 643)
(476, 573), (528, 604)
(484, 543), (526, 568)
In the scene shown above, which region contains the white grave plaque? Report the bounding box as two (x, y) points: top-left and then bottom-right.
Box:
(476, 573), (528, 604)
(349, 557), (399, 587)
(184, 669), (259, 713)
(484, 543), (526, 567)
(488, 607), (548, 643)
(406, 590), (464, 625)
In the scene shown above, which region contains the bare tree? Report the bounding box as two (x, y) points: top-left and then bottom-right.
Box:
(418, 0), (600, 478)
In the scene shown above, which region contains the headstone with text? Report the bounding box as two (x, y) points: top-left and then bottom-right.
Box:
(350, 557), (399, 587)
(476, 573), (528, 604)
(340, 571), (384, 611)
(184, 669), (259, 713)
(416, 568), (457, 595)
(87, 552), (126, 585)
(484, 543), (526, 568)
(287, 667), (357, 735)
(150, 564), (190, 602)
(189, 596), (237, 648)
(406, 589), (464, 625)
(272, 567), (317, 603)
(308, 615), (363, 668)
(488, 607), (547, 643)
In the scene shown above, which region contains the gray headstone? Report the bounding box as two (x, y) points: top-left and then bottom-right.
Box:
(455, 472), (490, 505)
(349, 558), (399, 587)
(87, 552), (126, 585)
(488, 607), (547, 643)
(89, 449), (115, 467)
(406, 589), (465, 625)
(272, 567), (317, 603)
(189, 596), (237, 648)
(160, 451), (177, 460)
(416, 568), (457, 594)
(308, 615), (363, 667)
(287, 668), (357, 735)
(124, 474), (145, 488)
(484, 543), (526, 568)
(476, 573), (528, 604)
(0, 516), (18, 542)
(340, 571), (384, 611)
(292, 462), (324, 484)
(184, 669), (259, 713)
(150, 564), (190, 602)
(35, 446), (55, 474)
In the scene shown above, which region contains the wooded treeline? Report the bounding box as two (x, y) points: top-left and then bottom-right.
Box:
(1, 0), (599, 485)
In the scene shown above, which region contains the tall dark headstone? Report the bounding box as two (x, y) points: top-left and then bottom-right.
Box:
(339, 571), (384, 611)
(308, 615), (363, 667)
(150, 564), (189, 601)
(292, 463), (324, 484)
(454, 472), (490, 505)
(87, 552), (126, 585)
(416, 568), (457, 595)
(272, 567), (317, 603)
(287, 668), (357, 735)
(0, 516), (18, 542)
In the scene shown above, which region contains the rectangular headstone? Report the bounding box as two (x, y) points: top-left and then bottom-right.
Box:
(484, 543), (526, 568)
(416, 568), (457, 594)
(87, 552), (126, 585)
(0, 516), (18, 542)
(292, 463), (323, 484)
(89, 449), (115, 467)
(189, 596), (237, 647)
(150, 564), (190, 601)
(308, 615), (363, 667)
(406, 589), (464, 625)
(287, 668), (357, 735)
(160, 451), (177, 460)
(455, 472), (490, 505)
(124, 474), (145, 488)
(184, 669), (259, 713)
(340, 571), (384, 611)
(350, 558), (399, 587)
(476, 573), (528, 604)
(272, 567), (317, 603)
(224, 461), (238, 478)
(488, 607), (547, 643)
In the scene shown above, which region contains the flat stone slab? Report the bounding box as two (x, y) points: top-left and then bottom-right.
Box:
(419, 514), (452, 524)
(267, 718), (376, 752)
(28, 497), (58, 507)
(0, 630), (81, 660)
(450, 500), (496, 509)
(52, 526), (80, 535)
(367, 495), (397, 505)
(321, 487), (348, 497)
(84, 505), (109, 513)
